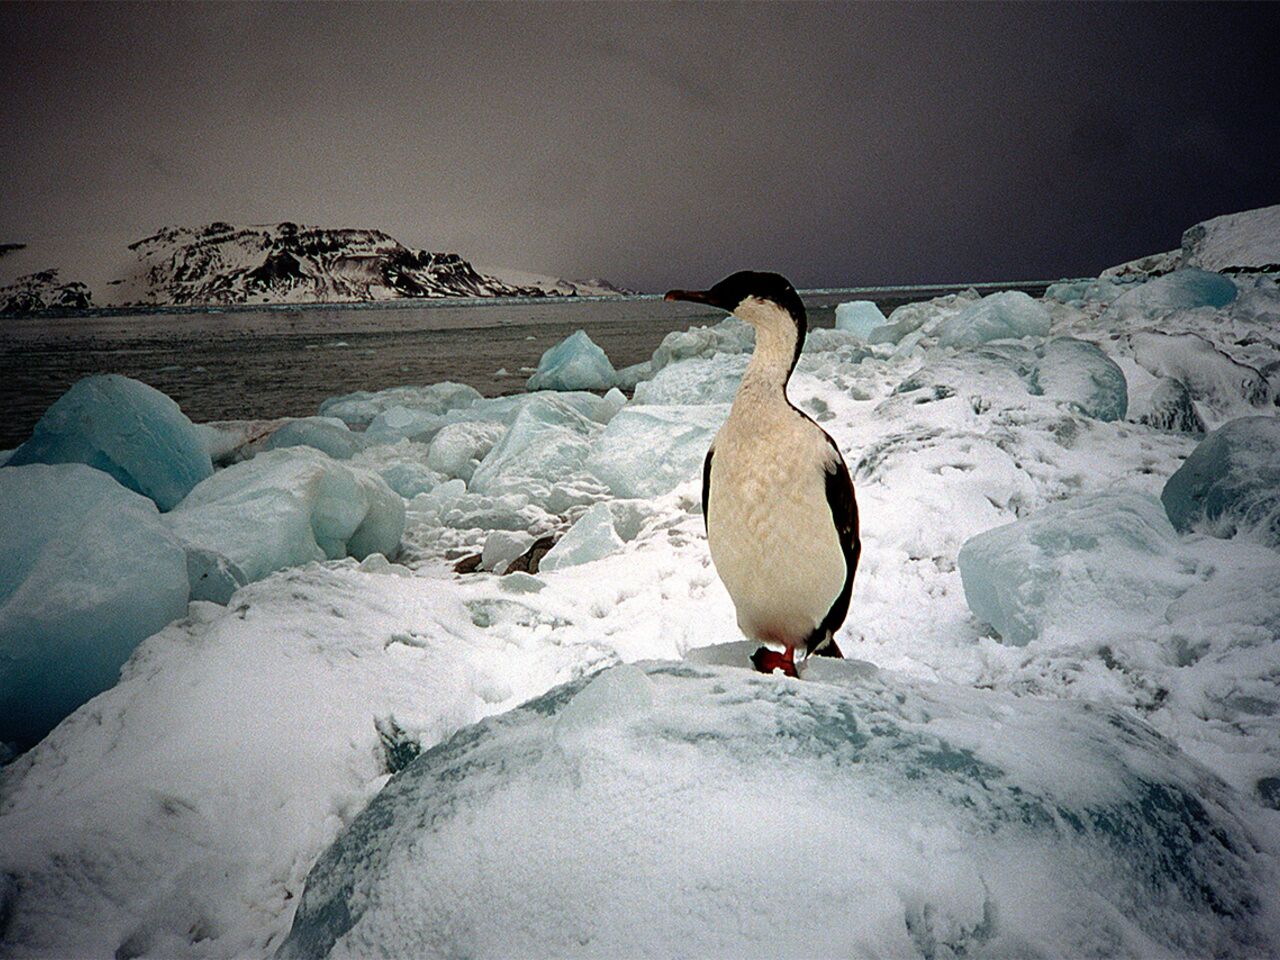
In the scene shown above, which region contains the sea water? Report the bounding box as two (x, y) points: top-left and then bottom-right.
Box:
(0, 283), (1049, 449)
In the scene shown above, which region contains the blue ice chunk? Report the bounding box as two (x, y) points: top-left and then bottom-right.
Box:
(264, 417), (366, 460)
(319, 382), (481, 429)
(935, 291), (1052, 348)
(632, 356), (746, 406)
(614, 360), (653, 391)
(6, 374), (212, 511)
(1137, 378), (1206, 434)
(1044, 278), (1125, 306)
(1161, 417), (1280, 547)
(1109, 268), (1238, 316)
(958, 491), (1185, 646)
(366, 391), (620, 445)
(525, 330), (617, 391)
(869, 291), (979, 345)
(833, 300), (888, 338)
(279, 663), (1271, 959)
(538, 503), (625, 572)
(183, 546), (248, 604)
(648, 318), (754, 372)
(427, 421), (506, 482)
(1031, 338), (1128, 421)
(370, 460), (443, 499)
(165, 447), (405, 584)
(0, 464), (190, 749)
(585, 404), (728, 499)
(468, 395), (603, 499)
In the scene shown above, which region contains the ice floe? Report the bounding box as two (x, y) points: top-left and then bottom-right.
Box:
(0, 464), (189, 748)
(1161, 416), (1280, 547)
(165, 447), (405, 584)
(6, 374), (212, 510)
(525, 329), (617, 391)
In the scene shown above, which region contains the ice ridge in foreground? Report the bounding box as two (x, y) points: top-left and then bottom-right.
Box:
(279, 662), (1275, 959)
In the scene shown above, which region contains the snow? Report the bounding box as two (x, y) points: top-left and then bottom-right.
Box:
(1130, 330), (1270, 425)
(0, 464), (189, 749)
(1181, 204), (1280, 273)
(525, 329), (617, 391)
(1161, 416), (1280, 547)
(165, 447), (406, 584)
(3, 218), (1280, 958)
(935, 290), (1052, 347)
(279, 661), (1277, 959)
(833, 298), (888, 337)
(5, 374), (212, 511)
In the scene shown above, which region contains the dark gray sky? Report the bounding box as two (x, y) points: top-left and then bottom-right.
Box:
(1, 1), (1276, 291)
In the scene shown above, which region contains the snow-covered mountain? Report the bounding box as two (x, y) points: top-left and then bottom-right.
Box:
(0, 222), (630, 313)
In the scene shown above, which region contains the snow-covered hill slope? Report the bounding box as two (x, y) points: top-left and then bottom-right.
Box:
(1, 210), (1279, 958)
(0, 223), (629, 313)
(1104, 202), (1280, 279)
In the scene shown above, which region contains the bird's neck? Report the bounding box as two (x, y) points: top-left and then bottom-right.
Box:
(735, 304), (800, 410)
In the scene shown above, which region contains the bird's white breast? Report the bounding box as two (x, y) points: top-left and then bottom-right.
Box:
(706, 399), (846, 647)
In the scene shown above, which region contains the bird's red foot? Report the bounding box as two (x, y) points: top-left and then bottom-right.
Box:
(751, 646), (799, 678)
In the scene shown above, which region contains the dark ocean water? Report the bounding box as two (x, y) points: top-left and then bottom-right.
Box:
(0, 283), (1050, 450)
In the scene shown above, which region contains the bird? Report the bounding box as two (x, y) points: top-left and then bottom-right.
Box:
(665, 271), (860, 678)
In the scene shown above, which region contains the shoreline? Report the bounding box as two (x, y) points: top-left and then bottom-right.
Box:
(3, 279), (1063, 323)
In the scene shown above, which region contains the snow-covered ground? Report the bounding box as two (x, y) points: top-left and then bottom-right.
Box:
(2, 208), (1279, 958)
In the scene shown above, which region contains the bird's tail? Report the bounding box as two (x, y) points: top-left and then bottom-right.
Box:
(807, 631), (844, 659)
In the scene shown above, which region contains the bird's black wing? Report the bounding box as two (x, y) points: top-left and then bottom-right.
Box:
(701, 446), (714, 532)
(811, 434), (860, 657)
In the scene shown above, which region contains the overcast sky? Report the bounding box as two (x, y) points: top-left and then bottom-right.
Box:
(1, 1), (1276, 291)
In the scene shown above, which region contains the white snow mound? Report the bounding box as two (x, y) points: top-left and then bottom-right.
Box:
(279, 661), (1277, 959)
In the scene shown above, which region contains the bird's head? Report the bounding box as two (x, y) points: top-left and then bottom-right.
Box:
(664, 270), (806, 329)
(665, 271), (807, 376)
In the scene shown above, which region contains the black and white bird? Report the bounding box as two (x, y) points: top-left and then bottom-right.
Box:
(666, 271), (860, 678)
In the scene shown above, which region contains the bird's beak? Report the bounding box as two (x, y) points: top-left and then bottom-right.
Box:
(664, 288), (715, 305)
